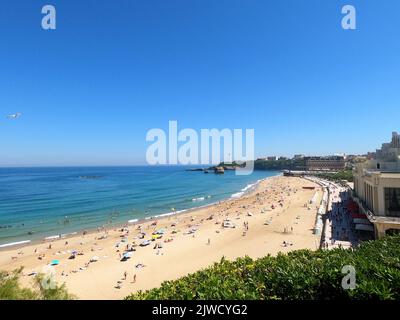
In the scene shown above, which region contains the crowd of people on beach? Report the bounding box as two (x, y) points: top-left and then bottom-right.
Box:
(320, 183), (359, 249)
(3, 177), (324, 297)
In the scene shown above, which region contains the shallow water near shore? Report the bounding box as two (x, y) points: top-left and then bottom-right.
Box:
(0, 166), (279, 245)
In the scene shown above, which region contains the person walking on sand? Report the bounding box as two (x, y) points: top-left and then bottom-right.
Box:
(132, 274), (137, 283)
(207, 238), (211, 245)
(123, 271), (127, 280)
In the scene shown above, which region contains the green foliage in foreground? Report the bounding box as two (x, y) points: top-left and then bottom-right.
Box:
(0, 268), (75, 300)
(126, 236), (400, 300)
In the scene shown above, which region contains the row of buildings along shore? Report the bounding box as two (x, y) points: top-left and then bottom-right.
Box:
(257, 155), (348, 171)
(259, 135), (400, 173)
(272, 132), (400, 239)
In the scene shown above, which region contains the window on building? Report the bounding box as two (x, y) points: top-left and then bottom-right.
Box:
(384, 188), (400, 217)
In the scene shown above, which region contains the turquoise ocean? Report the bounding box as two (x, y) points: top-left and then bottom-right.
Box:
(0, 166), (279, 246)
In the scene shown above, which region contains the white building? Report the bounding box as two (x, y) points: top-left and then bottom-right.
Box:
(353, 132), (400, 238)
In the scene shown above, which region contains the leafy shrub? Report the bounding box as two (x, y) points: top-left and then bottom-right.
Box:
(126, 236), (400, 300)
(0, 267), (75, 300)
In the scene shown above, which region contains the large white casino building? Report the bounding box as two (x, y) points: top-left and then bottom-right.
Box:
(353, 132), (400, 238)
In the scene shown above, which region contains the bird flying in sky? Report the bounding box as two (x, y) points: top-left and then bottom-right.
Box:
(6, 112), (22, 119)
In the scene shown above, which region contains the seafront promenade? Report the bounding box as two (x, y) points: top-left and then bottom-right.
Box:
(309, 177), (360, 250)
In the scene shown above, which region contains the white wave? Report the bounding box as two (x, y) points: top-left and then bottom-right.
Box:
(231, 192), (244, 198)
(231, 180), (262, 199)
(128, 219), (138, 224)
(61, 232), (77, 237)
(192, 197), (205, 202)
(241, 183), (256, 192)
(45, 235), (63, 240)
(0, 240), (31, 248)
(154, 209), (186, 218)
(154, 212), (174, 218)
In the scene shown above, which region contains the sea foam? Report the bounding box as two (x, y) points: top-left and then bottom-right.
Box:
(0, 240), (31, 248)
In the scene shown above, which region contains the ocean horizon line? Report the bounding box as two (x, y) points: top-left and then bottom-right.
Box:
(0, 164), (212, 169)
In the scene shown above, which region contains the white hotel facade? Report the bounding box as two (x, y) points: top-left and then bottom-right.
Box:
(353, 132), (400, 238)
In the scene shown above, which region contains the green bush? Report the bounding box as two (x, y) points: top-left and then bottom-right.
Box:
(126, 236), (400, 300)
(0, 268), (38, 300)
(0, 267), (75, 300)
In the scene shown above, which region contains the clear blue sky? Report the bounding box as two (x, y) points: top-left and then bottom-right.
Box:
(1, 0), (400, 166)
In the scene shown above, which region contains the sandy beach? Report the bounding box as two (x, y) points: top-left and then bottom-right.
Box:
(0, 176), (323, 299)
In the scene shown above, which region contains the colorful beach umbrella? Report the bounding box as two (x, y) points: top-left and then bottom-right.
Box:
(50, 260), (60, 266)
